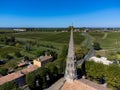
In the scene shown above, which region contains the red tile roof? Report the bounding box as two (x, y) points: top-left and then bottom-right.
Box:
(61, 79), (109, 90)
(36, 56), (52, 62)
(18, 62), (26, 67)
(0, 65), (38, 85)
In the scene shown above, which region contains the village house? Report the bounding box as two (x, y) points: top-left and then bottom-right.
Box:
(0, 55), (53, 88)
(0, 65), (38, 87)
(33, 55), (53, 67)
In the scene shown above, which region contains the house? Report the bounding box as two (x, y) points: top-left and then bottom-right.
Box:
(13, 29), (26, 32)
(0, 65), (38, 87)
(0, 55), (53, 88)
(33, 55), (53, 67)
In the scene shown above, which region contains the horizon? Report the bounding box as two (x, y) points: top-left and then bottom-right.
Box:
(0, 0), (120, 27)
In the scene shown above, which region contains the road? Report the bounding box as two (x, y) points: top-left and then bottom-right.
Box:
(77, 32), (95, 66)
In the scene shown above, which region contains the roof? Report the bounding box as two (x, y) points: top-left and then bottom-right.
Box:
(36, 56), (53, 62)
(0, 74), (3, 78)
(17, 62), (27, 67)
(61, 79), (109, 90)
(0, 65), (38, 85)
(89, 56), (113, 65)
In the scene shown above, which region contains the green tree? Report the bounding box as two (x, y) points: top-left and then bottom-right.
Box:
(67, 26), (74, 31)
(24, 56), (29, 61)
(1, 53), (13, 60)
(26, 71), (36, 89)
(4, 37), (9, 45)
(60, 45), (68, 59)
(46, 62), (58, 78)
(54, 58), (66, 75)
(49, 50), (57, 60)
(10, 36), (15, 43)
(75, 48), (84, 60)
(37, 67), (51, 88)
(93, 42), (101, 50)
(14, 51), (22, 58)
(0, 68), (8, 76)
(25, 42), (31, 51)
(85, 61), (105, 83)
(106, 64), (120, 89)
(0, 80), (18, 90)
(36, 50), (45, 57)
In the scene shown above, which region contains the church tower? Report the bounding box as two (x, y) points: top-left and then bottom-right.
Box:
(65, 28), (77, 83)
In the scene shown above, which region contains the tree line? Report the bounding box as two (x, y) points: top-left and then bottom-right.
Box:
(82, 61), (120, 90)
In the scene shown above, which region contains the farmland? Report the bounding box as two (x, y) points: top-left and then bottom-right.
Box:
(88, 31), (120, 61)
(3, 32), (85, 45)
(89, 32), (120, 50)
(0, 31), (85, 73)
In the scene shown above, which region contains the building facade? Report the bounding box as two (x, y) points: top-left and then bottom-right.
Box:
(33, 55), (53, 67)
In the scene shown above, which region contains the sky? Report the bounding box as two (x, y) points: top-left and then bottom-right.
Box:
(0, 0), (120, 27)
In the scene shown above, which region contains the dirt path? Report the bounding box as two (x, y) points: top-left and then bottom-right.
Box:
(102, 33), (108, 39)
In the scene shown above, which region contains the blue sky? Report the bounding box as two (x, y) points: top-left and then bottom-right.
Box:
(0, 0), (120, 27)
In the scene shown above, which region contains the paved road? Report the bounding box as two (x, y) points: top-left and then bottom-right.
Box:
(77, 32), (94, 66)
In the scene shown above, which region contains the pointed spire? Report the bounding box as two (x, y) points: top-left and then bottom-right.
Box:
(65, 28), (77, 83)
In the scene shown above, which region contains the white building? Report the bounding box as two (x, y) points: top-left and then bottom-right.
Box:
(89, 56), (113, 65)
(13, 29), (26, 32)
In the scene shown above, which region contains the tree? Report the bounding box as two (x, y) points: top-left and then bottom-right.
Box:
(36, 50), (45, 57)
(24, 56), (29, 61)
(49, 50), (57, 60)
(60, 45), (68, 59)
(67, 26), (74, 31)
(75, 48), (84, 60)
(54, 58), (66, 75)
(37, 67), (51, 89)
(25, 42), (31, 51)
(106, 64), (120, 89)
(93, 42), (101, 50)
(0, 80), (18, 90)
(85, 61), (106, 83)
(1, 53), (13, 60)
(0, 68), (8, 76)
(46, 62), (58, 79)
(10, 36), (15, 43)
(14, 51), (22, 58)
(15, 43), (20, 47)
(9, 36), (15, 45)
(26, 72), (36, 89)
(4, 37), (9, 45)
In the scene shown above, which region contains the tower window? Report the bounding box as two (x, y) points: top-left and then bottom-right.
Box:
(68, 63), (70, 67)
(67, 70), (69, 74)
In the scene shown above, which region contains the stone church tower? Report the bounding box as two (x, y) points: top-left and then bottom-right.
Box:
(65, 29), (77, 83)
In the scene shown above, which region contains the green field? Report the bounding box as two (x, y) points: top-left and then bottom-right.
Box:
(4, 32), (84, 45)
(88, 32), (120, 50)
(88, 31), (120, 60)
(0, 31), (85, 70)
